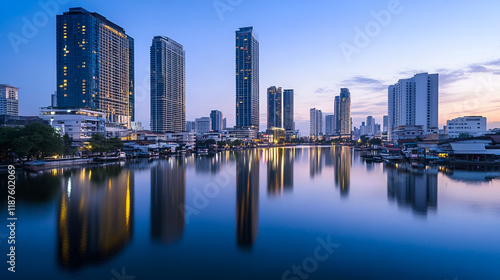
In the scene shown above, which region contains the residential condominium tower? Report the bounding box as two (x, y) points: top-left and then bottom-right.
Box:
(388, 73), (439, 140)
(56, 7), (134, 127)
(334, 88), (352, 138)
(150, 36), (186, 133)
(267, 86), (282, 129)
(283, 89), (294, 131)
(310, 108), (323, 138)
(235, 27), (259, 131)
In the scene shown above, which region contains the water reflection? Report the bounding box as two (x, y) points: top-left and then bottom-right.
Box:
(57, 165), (133, 270)
(284, 148), (294, 192)
(333, 146), (351, 196)
(309, 146), (322, 178)
(267, 148), (284, 196)
(236, 149), (259, 249)
(387, 165), (438, 215)
(151, 157), (186, 244)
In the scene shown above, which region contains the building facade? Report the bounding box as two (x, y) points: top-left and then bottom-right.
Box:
(267, 86), (282, 129)
(39, 107), (105, 141)
(210, 110), (224, 132)
(0, 84), (19, 116)
(235, 27), (259, 131)
(283, 89), (294, 131)
(388, 73), (439, 141)
(56, 7), (134, 127)
(325, 115), (335, 135)
(334, 88), (351, 138)
(447, 116), (487, 138)
(150, 36), (186, 133)
(310, 108), (323, 138)
(195, 117), (211, 134)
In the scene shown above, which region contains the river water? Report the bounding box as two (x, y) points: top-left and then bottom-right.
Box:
(1, 146), (499, 280)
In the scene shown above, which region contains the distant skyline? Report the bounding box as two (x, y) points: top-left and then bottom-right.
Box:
(2, 0), (500, 133)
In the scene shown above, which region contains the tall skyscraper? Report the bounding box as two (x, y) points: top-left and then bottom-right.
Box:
(0, 84), (19, 116)
(210, 110), (224, 132)
(283, 89), (294, 131)
(195, 117), (211, 134)
(267, 86), (282, 129)
(388, 73), (439, 140)
(235, 27), (259, 131)
(310, 108), (323, 138)
(150, 36), (186, 133)
(366, 116), (375, 136)
(56, 7), (134, 127)
(334, 88), (351, 138)
(325, 115), (335, 135)
(383, 115), (388, 133)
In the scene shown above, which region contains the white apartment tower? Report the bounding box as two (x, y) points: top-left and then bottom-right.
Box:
(388, 73), (439, 141)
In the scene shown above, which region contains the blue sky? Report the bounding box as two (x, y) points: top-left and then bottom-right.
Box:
(1, 0), (500, 134)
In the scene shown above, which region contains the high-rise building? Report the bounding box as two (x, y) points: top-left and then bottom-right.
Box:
(0, 84), (19, 116)
(267, 86), (282, 129)
(150, 36), (186, 133)
(195, 117), (211, 134)
(388, 73), (439, 141)
(56, 7), (134, 127)
(366, 116), (375, 136)
(325, 115), (335, 135)
(223, 118), (227, 130)
(235, 27), (259, 131)
(310, 108), (323, 138)
(383, 115), (388, 133)
(283, 89), (294, 131)
(51, 91), (58, 107)
(334, 88), (351, 138)
(210, 110), (224, 132)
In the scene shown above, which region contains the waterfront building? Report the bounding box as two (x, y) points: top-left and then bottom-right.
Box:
(310, 108), (323, 138)
(388, 73), (439, 141)
(56, 8), (134, 127)
(267, 86), (282, 129)
(195, 117), (211, 134)
(235, 27), (259, 131)
(283, 89), (294, 131)
(266, 127), (285, 144)
(325, 115), (335, 135)
(227, 127), (257, 140)
(446, 116), (487, 138)
(383, 115), (388, 133)
(334, 88), (352, 138)
(210, 110), (224, 132)
(0, 84), (19, 116)
(150, 36), (186, 133)
(39, 107), (105, 141)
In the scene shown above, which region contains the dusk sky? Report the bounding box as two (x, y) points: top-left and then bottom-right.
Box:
(2, 0), (500, 134)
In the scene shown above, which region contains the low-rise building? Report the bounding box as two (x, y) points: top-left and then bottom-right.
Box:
(39, 107), (105, 141)
(447, 116), (487, 138)
(0, 115), (48, 127)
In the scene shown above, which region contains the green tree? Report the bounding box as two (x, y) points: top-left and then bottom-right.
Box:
(21, 123), (63, 158)
(360, 135), (369, 146)
(89, 134), (123, 154)
(369, 138), (382, 146)
(63, 134), (76, 155)
(458, 132), (471, 138)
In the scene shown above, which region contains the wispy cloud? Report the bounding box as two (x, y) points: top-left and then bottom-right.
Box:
(314, 87), (336, 94)
(341, 76), (387, 92)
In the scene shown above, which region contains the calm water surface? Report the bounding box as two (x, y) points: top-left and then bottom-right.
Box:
(1, 146), (499, 280)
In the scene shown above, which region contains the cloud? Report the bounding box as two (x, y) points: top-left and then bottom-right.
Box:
(314, 87), (336, 94)
(341, 76), (387, 91)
